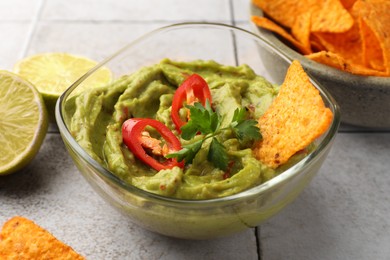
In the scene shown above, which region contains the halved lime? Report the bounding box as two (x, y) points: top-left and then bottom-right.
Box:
(0, 71), (48, 175)
(13, 53), (112, 121)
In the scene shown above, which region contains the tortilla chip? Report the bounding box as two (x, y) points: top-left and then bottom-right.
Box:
(306, 51), (348, 71)
(292, 12), (312, 52)
(310, 0), (354, 33)
(253, 0), (353, 33)
(252, 0), (316, 28)
(340, 0), (357, 9)
(254, 60), (333, 168)
(309, 34), (327, 52)
(352, 0), (390, 75)
(358, 18), (385, 71)
(251, 16), (311, 55)
(0, 216), (85, 260)
(306, 51), (388, 76)
(312, 16), (363, 66)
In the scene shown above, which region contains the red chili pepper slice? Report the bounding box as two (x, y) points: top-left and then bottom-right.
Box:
(122, 118), (184, 171)
(171, 74), (212, 132)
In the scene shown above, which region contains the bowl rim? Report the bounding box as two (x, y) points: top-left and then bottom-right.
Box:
(55, 22), (340, 206)
(249, 3), (390, 83)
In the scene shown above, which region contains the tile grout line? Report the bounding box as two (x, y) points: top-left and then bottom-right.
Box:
(229, 0), (239, 67)
(229, 0), (236, 26)
(230, 1), (262, 259)
(255, 227), (262, 260)
(229, 1), (261, 259)
(20, 0), (46, 59)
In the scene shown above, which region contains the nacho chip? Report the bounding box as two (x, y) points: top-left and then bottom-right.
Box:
(292, 12), (312, 52)
(352, 0), (390, 74)
(310, 35), (327, 52)
(0, 216), (85, 260)
(252, 0), (315, 28)
(359, 18), (385, 71)
(254, 60), (333, 168)
(306, 51), (348, 71)
(251, 16), (311, 55)
(340, 0), (357, 9)
(253, 0), (353, 33)
(306, 51), (388, 76)
(312, 19), (363, 66)
(310, 0), (354, 33)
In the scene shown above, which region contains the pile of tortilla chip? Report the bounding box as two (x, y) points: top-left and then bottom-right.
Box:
(251, 0), (390, 77)
(0, 216), (85, 259)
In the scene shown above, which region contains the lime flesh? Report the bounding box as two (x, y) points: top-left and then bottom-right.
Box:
(14, 53), (112, 122)
(0, 71), (48, 175)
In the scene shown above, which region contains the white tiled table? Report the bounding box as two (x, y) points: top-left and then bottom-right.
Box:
(1, 1), (389, 259)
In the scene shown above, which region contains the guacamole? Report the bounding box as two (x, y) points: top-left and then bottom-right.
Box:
(66, 59), (284, 199)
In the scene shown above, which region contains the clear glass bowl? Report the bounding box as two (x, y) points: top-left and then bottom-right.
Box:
(56, 23), (340, 239)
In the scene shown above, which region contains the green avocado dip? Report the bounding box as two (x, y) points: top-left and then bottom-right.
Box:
(66, 59), (304, 200)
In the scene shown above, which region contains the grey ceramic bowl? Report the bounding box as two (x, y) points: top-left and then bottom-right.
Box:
(250, 4), (390, 129)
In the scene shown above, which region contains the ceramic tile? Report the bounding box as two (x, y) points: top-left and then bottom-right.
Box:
(232, 0), (252, 22)
(258, 133), (390, 260)
(41, 0), (231, 22)
(27, 22), (171, 61)
(0, 0), (42, 21)
(0, 22), (31, 69)
(28, 21), (237, 72)
(0, 134), (258, 259)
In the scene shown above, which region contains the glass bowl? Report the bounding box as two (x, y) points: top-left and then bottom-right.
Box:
(56, 23), (340, 239)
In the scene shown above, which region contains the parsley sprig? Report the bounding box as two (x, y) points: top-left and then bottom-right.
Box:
(166, 101), (262, 171)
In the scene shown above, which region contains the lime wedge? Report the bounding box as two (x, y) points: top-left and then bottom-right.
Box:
(0, 71), (48, 175)
(13, 53), (112, 121)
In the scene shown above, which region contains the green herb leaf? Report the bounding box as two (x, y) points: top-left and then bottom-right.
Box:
(180, 101), (220, 139)
(171, 104), (261, 171)
(232, 107), (247, 124)
(166, 139), (203, 164)
(233, 119), (262, 142)
(208, 137), (228, 171)
(230, 108), (262, 143)
(180, 119), (199, 140)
